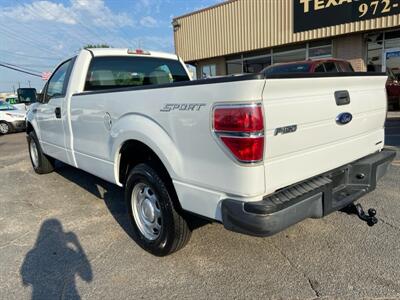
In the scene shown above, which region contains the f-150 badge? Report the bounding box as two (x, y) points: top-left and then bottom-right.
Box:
(274, 125), (297, 136)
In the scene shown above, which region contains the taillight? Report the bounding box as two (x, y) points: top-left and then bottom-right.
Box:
(213, 104), (264, 163)
(214, 106), (263, 132)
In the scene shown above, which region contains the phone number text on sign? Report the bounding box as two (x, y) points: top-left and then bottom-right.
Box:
(294, 0), (400, 33)
(358, 0), (399, 18)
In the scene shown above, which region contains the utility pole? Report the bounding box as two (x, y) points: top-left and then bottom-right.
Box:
(28, 80), (31, 87)
(13, 85), (15, 94)
(18, 82), (21, 89)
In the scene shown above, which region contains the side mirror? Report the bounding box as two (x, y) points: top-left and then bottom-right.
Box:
(17, 88), (38, 104)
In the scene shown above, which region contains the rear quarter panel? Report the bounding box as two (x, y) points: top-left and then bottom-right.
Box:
(70, 79), (267, 219)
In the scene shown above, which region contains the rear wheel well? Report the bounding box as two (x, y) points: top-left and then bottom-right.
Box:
(118, 141), (179, 204)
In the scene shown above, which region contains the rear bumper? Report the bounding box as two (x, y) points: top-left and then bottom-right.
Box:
(221, 149), (396, 237)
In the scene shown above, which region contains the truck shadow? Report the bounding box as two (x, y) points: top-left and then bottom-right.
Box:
(55, 164), (209, 240)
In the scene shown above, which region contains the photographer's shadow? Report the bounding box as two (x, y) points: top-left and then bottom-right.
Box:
(20, 219), (93, 300)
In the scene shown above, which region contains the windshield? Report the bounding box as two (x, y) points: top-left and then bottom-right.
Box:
(0, 100), (16, 111)
(263, 63), (311, 75)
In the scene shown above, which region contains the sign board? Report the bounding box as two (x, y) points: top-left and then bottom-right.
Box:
(294, 0), (400, 33)
(386, 50), (400, 59)
(383, 48), (400, 72)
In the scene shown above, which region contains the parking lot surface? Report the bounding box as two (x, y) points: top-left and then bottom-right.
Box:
(1, 116), (399, 299)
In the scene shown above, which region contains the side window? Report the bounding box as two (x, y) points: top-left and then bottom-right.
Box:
(314, 64), (325, 72)
(46, 60), (72, 100)
(84, 56), (190, 91)
(337, 62), (354, 72)
(323, 62), (338, 73)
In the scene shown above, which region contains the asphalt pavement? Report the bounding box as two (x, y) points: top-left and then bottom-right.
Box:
(0, 116), (399, 299)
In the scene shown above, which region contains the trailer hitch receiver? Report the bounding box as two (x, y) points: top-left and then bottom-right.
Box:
(341, 203), (378, 227)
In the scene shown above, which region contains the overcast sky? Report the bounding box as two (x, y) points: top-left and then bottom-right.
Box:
(0, 0), (223, 93)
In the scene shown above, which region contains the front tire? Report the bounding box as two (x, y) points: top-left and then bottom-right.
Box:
(0, 121), (10, 135)
(125, 163), (191, 256)
(27, 131), (55, 174)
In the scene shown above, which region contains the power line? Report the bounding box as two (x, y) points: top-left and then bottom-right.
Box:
(0, 61), (51, 73)
(14, 0), (132, 47)
(5, 6), (88, 51)
(14, 0), (100, 48)
(0, 63), (41, 77)
(0, 49), (60, 61)
(20, 0), (112, 46)
(0, 25), (64, 58)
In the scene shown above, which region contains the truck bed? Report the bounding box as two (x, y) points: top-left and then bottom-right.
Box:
(69, 71), (387, 220)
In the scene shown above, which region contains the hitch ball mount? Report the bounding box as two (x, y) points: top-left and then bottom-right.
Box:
(342, 203), (378, 227)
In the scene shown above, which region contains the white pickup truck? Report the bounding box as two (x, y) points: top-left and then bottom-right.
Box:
(25, 48), (395, 256)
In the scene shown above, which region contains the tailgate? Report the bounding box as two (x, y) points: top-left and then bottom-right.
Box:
(262, 74), (388, 194)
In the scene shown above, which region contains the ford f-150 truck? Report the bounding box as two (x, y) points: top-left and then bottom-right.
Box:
(25, 48), (396, 256)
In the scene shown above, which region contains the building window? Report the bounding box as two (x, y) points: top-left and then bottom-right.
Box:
(385, 30), (400, 49)
(201, 64), (216, 78)
(273, 48), (306, 64)
(309, 40), (332, 59)
(243, 55), (272, 73)
(226, 60), (242, 74)
(224, 40), (332, 75)
(366, 33), (383, 72)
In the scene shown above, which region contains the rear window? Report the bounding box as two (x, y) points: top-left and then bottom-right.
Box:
(85, 56), (190, 91)
(324, 62), (338, 73)
(315, 64), (325, 72)
(264, 63), (311, 75)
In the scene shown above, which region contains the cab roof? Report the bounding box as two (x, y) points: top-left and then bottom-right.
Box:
(85, 48), (180, 61)
(270, 58), (350, 67)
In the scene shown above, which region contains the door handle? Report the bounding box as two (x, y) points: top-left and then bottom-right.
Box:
(335, 90), (350, 106)
(55, 107), (61, 119)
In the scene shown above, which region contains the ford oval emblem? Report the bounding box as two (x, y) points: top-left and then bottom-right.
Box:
(336, 112), (353, 125)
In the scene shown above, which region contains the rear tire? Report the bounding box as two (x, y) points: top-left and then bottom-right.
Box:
(0, 121), (10, 135)
(27, 131), (55, 174)
(125, 163), (191, 256)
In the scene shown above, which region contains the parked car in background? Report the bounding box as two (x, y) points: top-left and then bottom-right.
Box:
(0, 100), (26, 135)
(386, 68), (400, 111)
(262, 59), (354, 75)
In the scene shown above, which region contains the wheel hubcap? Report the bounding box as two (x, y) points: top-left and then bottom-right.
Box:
(0, 123), (9, 134)
(131, 183), (162, 240)
(30, 139), (39, 168)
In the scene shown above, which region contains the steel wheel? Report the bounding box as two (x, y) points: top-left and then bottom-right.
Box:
(0, 122), (9, 134)
(131, 182), (163, 241)
(29, 138), (39, 168)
